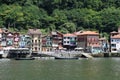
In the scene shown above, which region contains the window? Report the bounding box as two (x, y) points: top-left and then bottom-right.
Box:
(111, 39), (114, 42)
(75, 37), (76, 40)
(71, 41), (76, 45)
(64, 41), (66, 43)
(111, 44), (116, 47)
(71, 37), (75, 41)
(112, 48), (116, 51)
(35, 47), (37, 51)
(35, 40), (37, 43)
(39, 40), (40, 43)
(67, 41), (69, 43)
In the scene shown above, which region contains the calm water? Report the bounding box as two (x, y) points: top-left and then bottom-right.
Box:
(0, 58), (120, 80)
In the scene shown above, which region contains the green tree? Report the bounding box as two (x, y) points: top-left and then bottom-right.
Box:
(100, 7), (120, 32)
(59, 22), (76, 33)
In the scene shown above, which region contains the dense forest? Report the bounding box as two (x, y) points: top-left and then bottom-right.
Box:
(0, 0), (120, 35)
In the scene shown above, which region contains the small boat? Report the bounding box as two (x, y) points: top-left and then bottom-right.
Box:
(15, 57), (35, 60)
(0, 58), (10, 61)
(55, 57), (78, 60)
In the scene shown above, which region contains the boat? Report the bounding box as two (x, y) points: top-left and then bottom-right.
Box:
(15, 57), (35, 60)
(55, 57), (78, 60)
(0, 58), (10, 61)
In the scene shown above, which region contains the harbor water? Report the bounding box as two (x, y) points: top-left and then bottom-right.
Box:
(0, 58), (120, 80)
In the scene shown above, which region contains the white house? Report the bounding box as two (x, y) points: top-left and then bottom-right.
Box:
(110, 34), (120, 53)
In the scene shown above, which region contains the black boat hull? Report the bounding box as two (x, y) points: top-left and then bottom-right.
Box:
(55, 57), (78, 60)
(15, 57), (35, 60)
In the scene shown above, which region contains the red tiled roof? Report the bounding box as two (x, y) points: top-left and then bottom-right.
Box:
(111, 34), (120, 39)
(27, 29), (41, 34)
(64, 33), (76, 37)
(75, 31), (99, 36)
(110, 31), (118, 34)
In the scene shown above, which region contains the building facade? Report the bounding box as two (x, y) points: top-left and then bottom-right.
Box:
(1, 28), (8, 48)
(110, 27), (120, 53)
(75, 31), (100, 53)
(50, 31), (63, 50)
(19, 35), (31, 49)
(99, 37), (109, 52)
(1, 28), (20, 48)
(63, 33), (77, 50)
(27, 29), (42, 53)
(6, 32), (14, 47)
(110, 34), (120, 53)
(42, 35), (52, 52)
(13, 32), (20, 48)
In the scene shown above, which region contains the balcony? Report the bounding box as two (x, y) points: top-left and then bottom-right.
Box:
(57, 37), (62, 39)
(32, 42), (41, 45)
(53, 37), (62, 40)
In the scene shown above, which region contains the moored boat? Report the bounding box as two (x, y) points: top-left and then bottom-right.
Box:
(55, 57), (78, 60)
(15, 57), (35, 60)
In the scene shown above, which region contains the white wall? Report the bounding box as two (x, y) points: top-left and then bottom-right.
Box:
(111, 38), (120, 53)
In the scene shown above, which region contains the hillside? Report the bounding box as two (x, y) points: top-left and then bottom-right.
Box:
(0, 0), (120, 36)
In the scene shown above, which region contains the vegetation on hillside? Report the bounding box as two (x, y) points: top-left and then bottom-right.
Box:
(0, 0), (120, 36)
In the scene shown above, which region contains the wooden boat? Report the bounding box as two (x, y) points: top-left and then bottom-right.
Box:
(15, 57), (35, 60)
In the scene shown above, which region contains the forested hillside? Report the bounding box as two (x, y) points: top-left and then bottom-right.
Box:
(0, 0), (120, 34)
